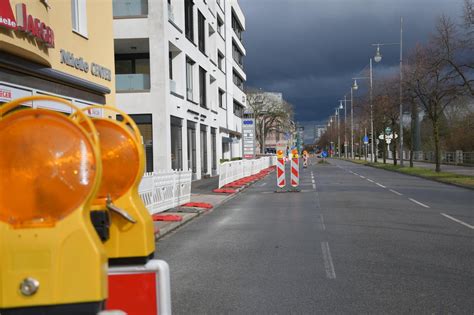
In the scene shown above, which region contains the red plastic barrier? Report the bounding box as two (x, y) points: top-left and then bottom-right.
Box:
(152, 214), (183, 222)
(181, 202), (213, 209)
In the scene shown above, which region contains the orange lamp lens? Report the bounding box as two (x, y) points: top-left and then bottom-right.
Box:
(292, 149), (298, 155)
(0, 109), (97, 228)
(90, 119), (140, 201)
(277, 150), (283, 156)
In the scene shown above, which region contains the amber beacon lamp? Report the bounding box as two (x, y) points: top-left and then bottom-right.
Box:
(0, 96), (107, 314)
(82, 105), (155, 265)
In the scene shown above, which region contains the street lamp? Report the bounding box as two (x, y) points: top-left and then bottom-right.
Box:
(351, 58), (375, 163)
(372, 16), (404, 166)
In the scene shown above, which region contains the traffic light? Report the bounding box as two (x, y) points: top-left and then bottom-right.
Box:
(82, 106), (155, 264)
(0, 96), (107, 313)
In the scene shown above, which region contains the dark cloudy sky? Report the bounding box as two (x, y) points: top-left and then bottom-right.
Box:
(239, 0), (465, 123)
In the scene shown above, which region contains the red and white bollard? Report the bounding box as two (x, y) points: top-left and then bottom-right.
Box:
(290, 149), (300, 192)
(276, 157), (286, 191)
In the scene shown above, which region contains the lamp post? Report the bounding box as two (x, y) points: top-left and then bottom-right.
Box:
(372, 16), (404, 165)
(352, 58), (375, 163)
(350, 87), (354, 159)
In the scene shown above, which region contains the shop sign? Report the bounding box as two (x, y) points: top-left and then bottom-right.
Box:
(60, 49), (112, 82)
(0, 2), (55, 48)
(0, 84), (32, 103)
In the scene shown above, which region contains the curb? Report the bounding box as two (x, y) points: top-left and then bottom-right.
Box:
(341, 159), (474, 191)
(154, 169), (274, 240)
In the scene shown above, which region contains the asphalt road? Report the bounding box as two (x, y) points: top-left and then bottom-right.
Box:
(157, 158), (474, 314)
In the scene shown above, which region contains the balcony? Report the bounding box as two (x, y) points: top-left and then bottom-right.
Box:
(116, 74), (150, 92)
(113, 0), (148, 18)
(168, 2), (175, 22)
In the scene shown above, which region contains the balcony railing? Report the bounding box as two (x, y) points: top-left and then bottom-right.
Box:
(113, 0), (148, 17)
(116, 74), (150, 91)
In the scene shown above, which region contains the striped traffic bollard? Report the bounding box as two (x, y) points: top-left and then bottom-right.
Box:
(290, 149), (300, 192)
(275, 149), (286, 192)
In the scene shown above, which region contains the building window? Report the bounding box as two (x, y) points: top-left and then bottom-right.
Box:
(185, 0), (194, 41)
(71, 0), (88, 37)
(198, 11), (206, 54)
(231, 11), (243, 41)
(232, 41), (244, 69)
(211, 128), (217, 172)
(217, 15), (224, 36)
(169, 51), (173, 80)
(113, 0), (148, 17)
(218, 89), (225, 108)
(186, 57), (195, 101)
(233, 101), (244, 118)
(122, 114), (153, 172)
(200, 125), (208, 175)
(217, 51), (224, 71)
(115, 53), (151, 91)
(199, 67), (207, 108)
(171, 116), (183, 170)
(233, 70), (244, 90)
(187, 121), (197, 174)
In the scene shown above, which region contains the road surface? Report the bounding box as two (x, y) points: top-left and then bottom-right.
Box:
(157, 158), (474, 314)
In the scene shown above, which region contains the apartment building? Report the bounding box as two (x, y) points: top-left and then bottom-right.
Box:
(0, 0), (115, 114)
(113, 0), (246, 179)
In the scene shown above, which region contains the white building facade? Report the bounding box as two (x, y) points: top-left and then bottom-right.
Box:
(113, 0), (246, 179)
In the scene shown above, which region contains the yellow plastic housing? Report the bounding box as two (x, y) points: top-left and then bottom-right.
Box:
(0, 96), (107, 309)
(84, 105), (155, 261)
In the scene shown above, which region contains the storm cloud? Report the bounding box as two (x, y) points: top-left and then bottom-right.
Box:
(239, 0), (464, 122)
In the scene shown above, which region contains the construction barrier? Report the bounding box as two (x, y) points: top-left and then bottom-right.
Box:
(218, 156), (277, 188)
(138, 170), (192, 214)
(291, 158), (300, 187)
(276, 157), (286, 188)
(106, 260), (171, 315)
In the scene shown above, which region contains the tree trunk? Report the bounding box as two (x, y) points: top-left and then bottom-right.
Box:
(383, 139), (387, 164)
(392, 121), (397, 166)
(433, 118), (441, 172)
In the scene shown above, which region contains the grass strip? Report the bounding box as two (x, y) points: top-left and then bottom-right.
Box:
(340, 159), (474, 189)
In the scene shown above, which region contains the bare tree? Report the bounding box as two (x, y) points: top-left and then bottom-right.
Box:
(246, 89), (294, 153)
(404, 43), (461, 172)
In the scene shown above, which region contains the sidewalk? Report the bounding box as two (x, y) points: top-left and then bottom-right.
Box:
(153, 174), (261, 240)
(383, 159), (474, 176)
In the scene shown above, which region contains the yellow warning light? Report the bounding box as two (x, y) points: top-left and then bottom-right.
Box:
(292, 149), (298, 155)
(0, 96), (107, 311)
(83, 105), (155, 263)
(277, 150), (284, 158)
(89, 119), (140, 202)
(0, 102), (98, 228)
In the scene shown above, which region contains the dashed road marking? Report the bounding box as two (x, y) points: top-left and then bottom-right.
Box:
(259, 182), (267, 187)
(409, 198), (430, 208)
(389, 189), (403, 196)
(319, 214), (326, 231)
(359, 175), (365, 179)
(312, 183), (316, 189)
(375, 183), (386, 188)
(367, 179), (374, 183)
(321, 242), (336, 279)
(440, 213), (474, 230)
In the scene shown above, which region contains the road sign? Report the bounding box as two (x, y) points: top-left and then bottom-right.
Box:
(385, 127), (392, 135)
(242, 118), (256, 159)
(321, 151), (328, 158)
(363, 135), (369, 144)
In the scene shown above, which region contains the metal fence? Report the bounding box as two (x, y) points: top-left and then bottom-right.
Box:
(138, 170), (192, 214)
(218, 156), (276, 188)
(412, 151), (474, 166)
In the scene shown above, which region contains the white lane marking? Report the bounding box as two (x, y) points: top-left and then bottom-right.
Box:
(259, 182), (267, 187)
(376, 183), (386, 188)
(321, 242), (336, 279)
(312, 183), (316, 189)
(440, 213), (474, 230)
(359, 175), (365, 179)
(367, 179), (374, 183)
(389, 189), (403, 196)
(320, 214), (326, 231)
(408, 198), (430, 208)
(354, 172), (359, 176)
(311, 179), (315, 184)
